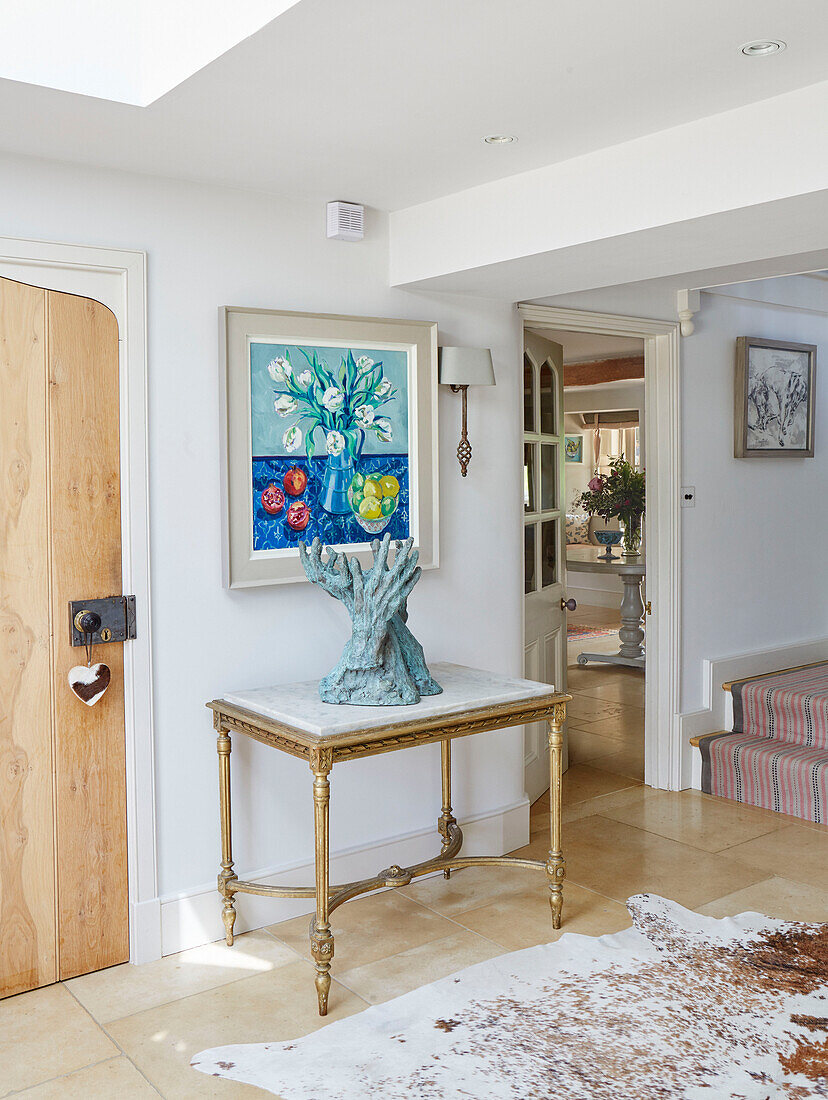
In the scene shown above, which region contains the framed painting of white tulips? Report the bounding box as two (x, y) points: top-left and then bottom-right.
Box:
(221, 307), (439, 586)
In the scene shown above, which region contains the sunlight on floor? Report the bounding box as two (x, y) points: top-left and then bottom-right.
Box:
(3, 646), (826, 1096)
(180, 941), (274, 973)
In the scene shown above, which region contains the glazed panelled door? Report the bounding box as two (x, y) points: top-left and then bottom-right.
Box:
(523, 333), (569, 802)
(0, 276), (128, 997)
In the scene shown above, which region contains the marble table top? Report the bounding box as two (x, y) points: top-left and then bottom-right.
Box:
(565, 544), (646, 576)
(221, 662), (561, 739)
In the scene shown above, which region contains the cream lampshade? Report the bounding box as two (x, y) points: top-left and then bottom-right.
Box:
(438, 347), (496, 387)
(438, 347), (496, 477)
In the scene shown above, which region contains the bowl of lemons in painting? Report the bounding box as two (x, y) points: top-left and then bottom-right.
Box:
(348, 473), (400, 534)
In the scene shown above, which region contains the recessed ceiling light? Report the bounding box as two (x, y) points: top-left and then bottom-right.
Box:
(740, 39), (787, 57)
(483, 134), (517, 145)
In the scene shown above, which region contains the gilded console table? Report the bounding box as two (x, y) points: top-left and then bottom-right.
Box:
(207, 662), (569, 1016)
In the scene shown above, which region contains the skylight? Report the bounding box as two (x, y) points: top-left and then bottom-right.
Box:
(0, 0), (303, 106)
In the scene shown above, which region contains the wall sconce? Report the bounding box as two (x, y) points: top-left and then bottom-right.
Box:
(438, 347), (496, 476)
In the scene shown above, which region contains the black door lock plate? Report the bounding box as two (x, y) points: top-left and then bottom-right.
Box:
(69, 596), (136, 647)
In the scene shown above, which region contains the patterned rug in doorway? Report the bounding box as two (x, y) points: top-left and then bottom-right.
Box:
(192, 894), (828, 1098)
(567, 624), (618, 640)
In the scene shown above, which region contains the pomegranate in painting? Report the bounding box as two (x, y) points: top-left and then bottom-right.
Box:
(283, 466), (308, 496)
(261, 482), (285, 515)
(286, 501), (310, 531)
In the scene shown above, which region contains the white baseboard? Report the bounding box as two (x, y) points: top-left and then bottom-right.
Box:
(157, 799), (530, 957)
(679, 635), (828, 789)
(130, 897), (162, 965)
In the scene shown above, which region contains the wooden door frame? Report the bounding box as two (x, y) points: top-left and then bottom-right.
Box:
(519, 303), (682, 791)
(0, 236), (159, 964)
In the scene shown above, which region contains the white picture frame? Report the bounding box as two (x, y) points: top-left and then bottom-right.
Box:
(564, 434), (584, 463)
(220, 306), (439, 586)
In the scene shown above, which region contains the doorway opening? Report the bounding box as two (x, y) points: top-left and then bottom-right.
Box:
(558, 330), (646, 798)
(519, 304), (682, 805)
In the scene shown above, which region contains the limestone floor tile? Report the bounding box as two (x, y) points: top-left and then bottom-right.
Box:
(587, 739), (645, 781)
(515, 792), (650, 859)
(567, 725), (624, 765)
(565, 695), (633, 724)
(14, 1056), (158, 1098)
(696, 792), (828, 836)
(562, 783), (657, 824)
(599, 789), (787, 853)
(66, 930), (298, 1024)
(532, 790), (550, 812)
(572, 708), (645, 741)
(697, 875), (828, 922)
(337, 929), (503, 1004)
(507, 835), (551, 861)
(400, 864), (548, 918)
(109, 959), (367, 1098)
(268, 889), (459, 971)
(561, 763), (641, 806)
(722, 824), (828, 891)
(455, 881), (632, 952)
(572, 676), (646, 707)
(530, 809), (551, 839)
(0, 984), (118, 1096)
(562, 814), (770, 908)
(566, 666), (627, 692)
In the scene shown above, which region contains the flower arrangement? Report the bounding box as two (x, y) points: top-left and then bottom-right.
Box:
(268, 348), (396, 461)
(575, 457), (645, 554)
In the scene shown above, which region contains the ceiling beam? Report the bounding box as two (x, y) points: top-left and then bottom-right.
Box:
(564, 356), (644, 387)
(389, 81), (828, 299)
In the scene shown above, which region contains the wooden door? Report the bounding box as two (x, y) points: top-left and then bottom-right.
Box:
(523, 332), (570, 802)
(0, 277), (128, 997)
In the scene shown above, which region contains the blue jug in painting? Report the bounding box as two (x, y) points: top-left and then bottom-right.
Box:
(320, 430), (364, 514)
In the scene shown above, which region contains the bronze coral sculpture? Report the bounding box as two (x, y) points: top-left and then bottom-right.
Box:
(298, 534), (442, 705)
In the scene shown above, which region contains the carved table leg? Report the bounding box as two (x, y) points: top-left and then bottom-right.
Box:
(439, 739), (457, 879)
(546, 709), (566, 929)
(216, 726), (238, 946)
(310, 749), (334, 1015)
(618, 573), (645, 661)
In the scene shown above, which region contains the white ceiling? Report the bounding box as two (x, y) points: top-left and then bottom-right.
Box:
(0, 0), (827, 210)
(526, 329), (642, 363)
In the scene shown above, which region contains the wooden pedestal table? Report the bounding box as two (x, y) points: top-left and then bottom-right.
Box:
(207, 662), (570, 1016)
(566, 546), (646, 671)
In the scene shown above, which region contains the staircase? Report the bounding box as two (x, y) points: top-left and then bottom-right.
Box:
(692, 662), (828, 824)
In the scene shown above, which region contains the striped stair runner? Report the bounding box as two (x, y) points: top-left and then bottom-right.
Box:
(700, 663), (828, 824)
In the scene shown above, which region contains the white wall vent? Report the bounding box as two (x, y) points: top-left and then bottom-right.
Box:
(327, 201), (364, 242)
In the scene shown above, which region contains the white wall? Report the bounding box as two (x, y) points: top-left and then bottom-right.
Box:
(0, 154), (523, 940)
(678, 290), (828, 709)
(541, 280), (828, 713)
(563, 414), (592, 510)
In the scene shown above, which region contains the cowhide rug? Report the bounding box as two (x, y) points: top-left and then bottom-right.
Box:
(192, 894), (828, 1098)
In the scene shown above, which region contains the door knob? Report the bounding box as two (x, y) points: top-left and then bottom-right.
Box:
(73, 609), (102, 635)
(561, 598), (576, 612)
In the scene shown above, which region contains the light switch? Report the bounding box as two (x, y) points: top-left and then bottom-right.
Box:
(680, 486), (696, 507)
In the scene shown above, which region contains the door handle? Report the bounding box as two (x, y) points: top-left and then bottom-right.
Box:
(73, 610), (102, 636)
(561, 598), (576, 612)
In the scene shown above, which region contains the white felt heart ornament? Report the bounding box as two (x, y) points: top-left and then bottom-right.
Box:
(68, 663), (111, 707)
